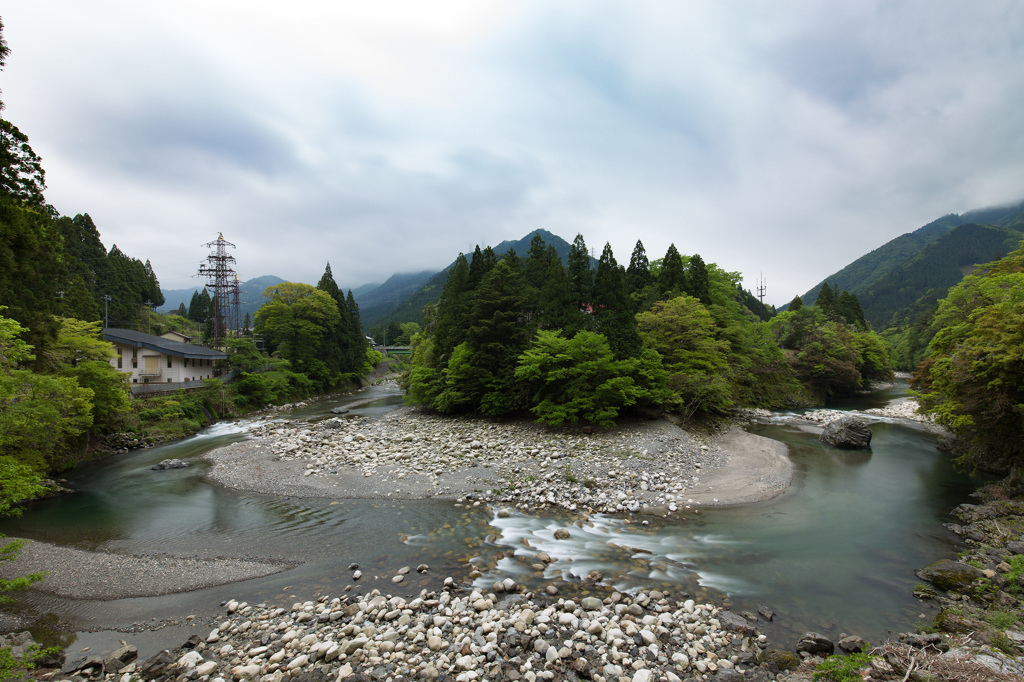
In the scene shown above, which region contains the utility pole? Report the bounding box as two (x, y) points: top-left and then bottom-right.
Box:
(145, 300), (153, 334)
(756, 274), (767, 322)
(102, 295), (112, 328)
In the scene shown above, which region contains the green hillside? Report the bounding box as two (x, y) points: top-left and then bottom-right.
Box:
(861, 223), (1024, 329)
(799, 198), (1024, 329)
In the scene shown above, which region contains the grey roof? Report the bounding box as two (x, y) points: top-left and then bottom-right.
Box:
(103, 328), (227, 359)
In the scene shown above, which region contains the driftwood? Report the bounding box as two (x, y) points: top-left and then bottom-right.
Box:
(873, 642), (1024, 682)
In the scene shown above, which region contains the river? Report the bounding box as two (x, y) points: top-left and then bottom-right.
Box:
(0, 382), (978, 657)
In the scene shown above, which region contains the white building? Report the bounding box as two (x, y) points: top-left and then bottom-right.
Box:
(103, 328), (227, 386)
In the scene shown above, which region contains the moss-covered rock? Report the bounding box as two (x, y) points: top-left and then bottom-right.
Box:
(933, 607), (979, 634)
(916, 559), (984, 592)
(757, 648), (800, 671)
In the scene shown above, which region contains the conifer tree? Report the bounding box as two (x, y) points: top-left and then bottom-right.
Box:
(316, 263), (348, 379)
(433, 254), (472, 361)
(345, 289), (368, 371)
(658, 244), (686, 298)
(625, 240), (652, 311)
(460, 260), (530, 416)
(815, 282), (836, 312)
(592, 243), (642, 358)
(687, 254), (711, 305)
(468, 245), (497, 289)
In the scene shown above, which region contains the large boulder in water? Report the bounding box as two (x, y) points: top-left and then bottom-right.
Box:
(819, 416), (872, 449)
(916, 559), (984, 592)
(152, 458), (189, 470)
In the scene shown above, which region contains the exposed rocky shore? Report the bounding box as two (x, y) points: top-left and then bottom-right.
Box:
(60, 585), (778, 681)
(17, 392), (1024, 681)
(204, 408), (792, 515)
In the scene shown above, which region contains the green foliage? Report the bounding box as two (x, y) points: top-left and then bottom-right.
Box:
(0, 369), (93, 471)
(1004, 555), (1024, 596)
(223, 336), (266, 373)
(592, 242), (641, 359)
(231, 362), (315, 409)
(913, 241), (1024, 473)
(255, 282), (340, 382)
(812, 651), (874, 682)
(984, 609), (1017, 630)
(515, 330), (666, 428)
(769, 305), (892, 401)
(0, 119), (46, 208)
(637, 296), (733, 418)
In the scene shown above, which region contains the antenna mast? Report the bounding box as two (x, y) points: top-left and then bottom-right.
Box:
(756, 273), (767, 322)
(197, 233), (240, 348)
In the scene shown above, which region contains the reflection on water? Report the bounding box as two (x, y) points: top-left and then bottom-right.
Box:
(3, 382), (980, 650)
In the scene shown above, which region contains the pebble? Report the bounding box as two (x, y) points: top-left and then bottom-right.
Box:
(243, 411), (726, 514)
(97, 585), (762, 682)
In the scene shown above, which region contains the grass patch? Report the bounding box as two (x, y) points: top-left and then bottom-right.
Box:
(812, 651), (874, 682)
(984, 609), (1018, 630)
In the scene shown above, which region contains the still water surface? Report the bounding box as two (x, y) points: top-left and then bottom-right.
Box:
(3, 383), (977, 651)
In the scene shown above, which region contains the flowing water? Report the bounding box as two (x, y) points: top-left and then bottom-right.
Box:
(1, 382), (979, 655)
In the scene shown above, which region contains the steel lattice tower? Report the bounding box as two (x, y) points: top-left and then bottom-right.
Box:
(197, 233), (240, 348)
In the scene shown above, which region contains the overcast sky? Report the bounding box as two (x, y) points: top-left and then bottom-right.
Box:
(4, 2), (1023, 305)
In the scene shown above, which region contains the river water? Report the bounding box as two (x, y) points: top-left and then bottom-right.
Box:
(1, 382), (978, 655)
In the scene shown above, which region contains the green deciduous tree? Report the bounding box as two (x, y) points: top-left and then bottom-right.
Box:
(255, 282), (340, 382)
(515, 329), (666, 428)
(0, 310), (95, 470)
(913, 242), (1024, 474)
(637, 296), (733, 418)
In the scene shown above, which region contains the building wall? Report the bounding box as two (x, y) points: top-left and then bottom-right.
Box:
(109, 343), (219, 385)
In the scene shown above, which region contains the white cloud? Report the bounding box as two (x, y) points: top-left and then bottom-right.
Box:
(3, 1), (1023, 304)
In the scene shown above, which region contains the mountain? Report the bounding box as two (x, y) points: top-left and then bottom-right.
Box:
(361, 229), (589, 328)
(353, 271), (437, 324)
(797, 198), (1024, 329)
(159, 275), (286, 321)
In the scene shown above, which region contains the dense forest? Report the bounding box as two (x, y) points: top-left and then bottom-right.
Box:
(912, 241), (1024, 478)
(404, 233), (892, 425)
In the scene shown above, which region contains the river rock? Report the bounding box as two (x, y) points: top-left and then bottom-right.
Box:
(152, 458), (190, 470)
(916, 558), (984, 592)
(138, 649), (177, 678)
(796, 632), (835, 656)
(838, 635), (865, 653)
(818, 416), (872, 449)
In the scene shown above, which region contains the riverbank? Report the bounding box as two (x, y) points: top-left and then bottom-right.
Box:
(0, 541), (291, 601)
(59, 582), (783, 681)
(203, 407), (794, 514)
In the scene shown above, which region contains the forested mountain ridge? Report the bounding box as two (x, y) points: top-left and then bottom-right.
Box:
(860, 222), (1024, 329)
(362, 229), (591, 329)
(161, 275), (286, 321)
(353, 270), (438, 328)
(797, 198), (1024, 329)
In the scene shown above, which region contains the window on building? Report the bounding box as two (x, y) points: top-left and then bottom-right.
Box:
(167, 356), (172, 368)
(117, 355), (122, 369)
(132, 348), (138, 368)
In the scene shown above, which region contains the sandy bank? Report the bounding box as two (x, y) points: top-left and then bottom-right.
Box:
(0, 540), (289, 600)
